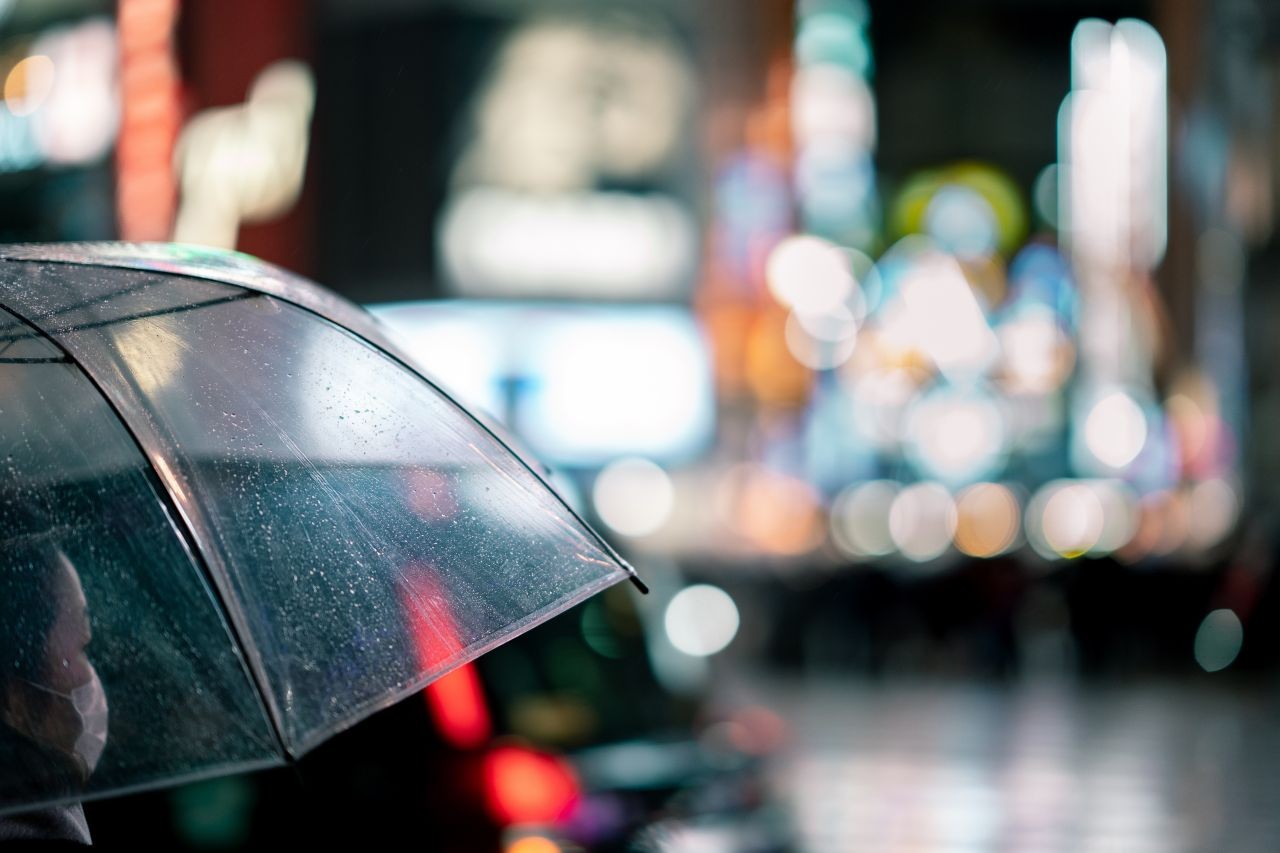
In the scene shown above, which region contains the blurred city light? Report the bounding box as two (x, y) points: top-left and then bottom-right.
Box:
(424, 663), (492, 750)
(953, 483), (1021, 558)
(1186, 478), (1240, 551)
(441, 12), (696, 300)
(1062, 18), (1167, 272)
(521, 314), (712, 465)
(117, 0), (177, 239)
(888, 481), (957, 563)
(829, 479), (900, 559)
(1032, 163), (1060, 229)
(1080, 388), (1149, 471)
(1193, 609), (1243, 673)
(32, 18), (118, 165)
(903, 386), (1007, 485)
(504, 835), (562, 853)
(1027, 480), (1103, 560)
(765, 234), (856, 316)
(593, 458), (675, 539)
(898, 250), (999, 380)
(483, 746), (580, 825)
(372, 303), (715, 466)
(718, 463), (826, 556)
(174, 60), (315, 248)
(792, 0), (877, 248)
(441, 189), (697, 300)
(3, 53), (52, 116)
(784, 305), (859, 370)
(665, 584), (740, 657)
(462, 17), (692, 192)
(923, 184), (1000, 259)
(996, 306), (1075, 395)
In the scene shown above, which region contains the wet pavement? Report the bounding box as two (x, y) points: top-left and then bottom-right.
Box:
(730, 674), (1280, 852)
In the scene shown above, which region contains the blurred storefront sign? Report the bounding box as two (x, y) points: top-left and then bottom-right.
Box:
(438, 12), (698, 300)
(439, 188), (696, 300)
(370, 300), (715, 467)
(117, 0), (178, 240)
(173, 60), (315, 249)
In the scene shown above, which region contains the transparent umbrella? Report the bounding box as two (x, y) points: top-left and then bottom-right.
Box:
(0, 243), (642, 817)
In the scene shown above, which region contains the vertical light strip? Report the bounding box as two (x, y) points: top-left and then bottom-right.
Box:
(1061, 18), (1167, 381)
(116, 0), (182, 240)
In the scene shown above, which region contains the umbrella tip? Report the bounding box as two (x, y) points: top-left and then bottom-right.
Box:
(627, 573), (650, 595)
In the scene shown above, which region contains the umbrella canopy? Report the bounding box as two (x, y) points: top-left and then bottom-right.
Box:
(0, 242), (640, 816)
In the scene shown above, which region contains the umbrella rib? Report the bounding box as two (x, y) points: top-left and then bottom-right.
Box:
(0, 250), (648, 593)
(363, 346), (649, 594)
(0, 297), (295, 764)
(47, 291), (257, 334)
(5, 292), (258, 337)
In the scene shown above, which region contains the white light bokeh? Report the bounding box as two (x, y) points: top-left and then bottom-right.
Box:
(904, 388), (1007, 485)
(1084, 479), (1140, 555)
(791, 64), (876, 149)
(593, 457), (675, 538)
(830, 480), (901, 558)
(31, 18), (119, 165)
(1042, 483), (1104, 557)
(898, 252), (999, 379)
(526, 317), (711, 463)
(997, 307), (1075, 394)
(441, 188), (697, 299)
(1027, 480), (1107, 559)
(1063, 18), (1167, 271)
(665, 584), (740, 657)
(784, 306), (859, 370)
(888, 482), (957, 562)
(766, 235), (855, 316)
(1083, 390), (1148, 469)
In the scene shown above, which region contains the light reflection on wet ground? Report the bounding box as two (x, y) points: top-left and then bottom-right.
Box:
(735, 675), (1280, 852)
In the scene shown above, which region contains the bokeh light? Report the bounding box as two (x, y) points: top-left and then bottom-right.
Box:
(721, 464), (826, 556)
(593, 457), (675, 538)
(1187, 478), (1240, 551)
(765, 234), (855, 316)
(898, 251), (999, 379)
(665, 584), (740, 657)
(923, 184), (1000, 259)
(903, 387), (1007, 485)
(888, 481), (957, 562)
(1194, 609), (1243, 673)
(830, 479), (900, 558)
(4, 54), (54, 117)
(953, 483), (1021, 558)
(784, 305), (859, 370)
(1083, 390), (1149, 470)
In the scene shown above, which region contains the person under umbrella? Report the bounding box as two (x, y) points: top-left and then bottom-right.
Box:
(0, 538), (106, 846)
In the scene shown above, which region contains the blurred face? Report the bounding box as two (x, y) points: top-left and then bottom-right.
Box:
(2, 553), (101, 773)
(41, 553), (94, 693)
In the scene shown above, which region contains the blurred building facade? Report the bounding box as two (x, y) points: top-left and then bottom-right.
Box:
(4, 0), (1280, 675)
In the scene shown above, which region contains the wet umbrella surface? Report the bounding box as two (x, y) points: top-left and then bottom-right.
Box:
(0, 242), (639, 816)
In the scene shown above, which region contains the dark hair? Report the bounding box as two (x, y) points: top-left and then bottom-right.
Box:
(0, 533), (65, 689)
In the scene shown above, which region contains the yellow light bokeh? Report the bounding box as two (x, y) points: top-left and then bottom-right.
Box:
(4, 54), (54, 116)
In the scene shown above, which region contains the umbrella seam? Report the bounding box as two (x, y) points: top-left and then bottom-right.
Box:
(0, 756), (286, 820)
(0, 295), (293, 765)
(0, 250), (647, 593)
